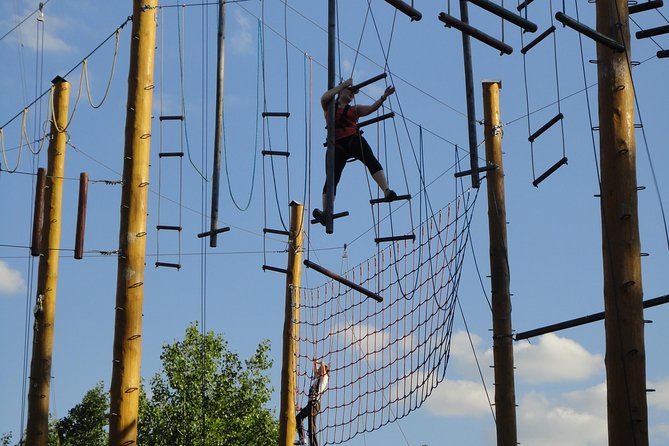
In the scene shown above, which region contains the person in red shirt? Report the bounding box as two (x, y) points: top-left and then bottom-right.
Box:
(313, 78), (396, 223)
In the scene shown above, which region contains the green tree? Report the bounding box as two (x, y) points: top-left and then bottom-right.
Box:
(55, 381), (108, 446)
(138, 322), (278, 445)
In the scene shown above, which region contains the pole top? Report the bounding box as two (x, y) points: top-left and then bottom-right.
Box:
(482, 80), (502, 88)
(51, 75), (67, 85)
(289, 200), (303, 207)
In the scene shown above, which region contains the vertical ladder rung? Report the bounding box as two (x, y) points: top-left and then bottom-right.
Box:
(636, 24), (669, 39)
(467, 0), (538, 32)
(159, 152), (184, 158)
(383, 0), (422, 21)
(528, 113), (563, 143)
(521, 26), (556, 54)
(350, 73), (387, 92)
(555, 12), (625, 52)
(159, 115), (184, 121)
(263, 228), (290, 236)
(374, 234), (416, 244)
(197, 226), (230, 238)
(262, 112), (290, 118)
(629, 0), (663, 14)
(262, 265), (288, 274)
(155, 262), (181, 269)
(357, 112), (395, 129)
(261, 150), (290, 157)
(658, 49), (669, 58)
(157, 225), (182, 231)
(310, 211), (349, 225)
(370, 194), (412, 205)
(532, 157), (568, 187)
(439, 13), (514, 55)
(516, 0), (535, 11)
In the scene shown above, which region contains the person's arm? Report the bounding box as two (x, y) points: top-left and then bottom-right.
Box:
(355, 86), (395, 117)
(321, 78), (353, 111)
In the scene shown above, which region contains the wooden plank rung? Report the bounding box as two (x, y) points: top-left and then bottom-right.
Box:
(264, 228), (290, 236)
(358, 112), (395, 129)
(159, 152), (184, 158)
(262, 112), (290, 118)
(629, 0), (663, 14)
(370, 194), (412, 205)
(262, 150), (290, 157)
(555, 12), (625, 52)
(310, 211), (349, 225)
(159, 115), (184, 121)
(304, 259), (383, 302)
(521, 26), (556, 54)
(528, 113), (563, 143)
(155, 262), (181, 269)
(375, 234), (416, 244)
(439, 12), (514, 54)
(467, 0), (538, 32)
(532, 157), (568, 187)
(262, 265), (288, 274)
(197, 226), (230, 238)
(157, 225), (182, 231)
(636, 24), (669, 39)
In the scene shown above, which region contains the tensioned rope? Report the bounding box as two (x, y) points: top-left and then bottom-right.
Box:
(295, 188), (478, 445)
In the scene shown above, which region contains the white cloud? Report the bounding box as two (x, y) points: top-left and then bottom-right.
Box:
(561, 382), (607, 419)
(5, 13), (74, 53)
(648, 377), (669, 411)
(515, 334), (603, 384)
(0, 261), (25, 294)
(230, 10), (254, 55)
(519, 391), (607, 446)
(425, 379), (491, 417)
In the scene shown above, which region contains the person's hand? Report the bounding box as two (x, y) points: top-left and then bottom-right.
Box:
(341, 78), (353, 88)
(382, 85), (395, 100)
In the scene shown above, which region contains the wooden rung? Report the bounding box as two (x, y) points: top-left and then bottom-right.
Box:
(528, 113), (563, 143)
(516, 0), (535, 11)
(555, 12), (625, 52)
(159, 152), (184, 158)
(261, 150), (290, 157)
(311, 210), (349, 225)
(521, 26), (556, 54)
(383, 0), (422, 21)
(658, 49), (669, 58)
(370, 194), (412, 205)
(157, 225), (182, 231)
(358, 112), (395, 128)
(532, 157), (568, 187)
(159, 115), (184, 121)
(636, 24), (669, 39)
(454, 163), (498, 178)
(304, 259), (383, 302)
(468, 0), (538, 32)
(629, 0), (663, 14)
(438, 12), (514, 54)
(155, 262), (181, 269)
(263, 228), (290, 236)
(375, 234), (416, 244)
(262, 112), (290, 118)
(262, 265), (288, 274)
(197, 226), (230, 238)
(350, 73), (387, 92)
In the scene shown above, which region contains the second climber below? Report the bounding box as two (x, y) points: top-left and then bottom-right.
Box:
(313, 78), (396, 224)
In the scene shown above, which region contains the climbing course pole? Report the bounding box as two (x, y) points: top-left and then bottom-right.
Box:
(482, 80), (517, 446)
(325, 0), (336, 233)
(279, 202), (304, 446)
(109, 1), (157, 445)
(25, 76), (70, 446)
(596, 0), (648, 444)
(210, 0), (226, 247)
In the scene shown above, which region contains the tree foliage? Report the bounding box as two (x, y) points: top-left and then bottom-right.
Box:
(23, 322), (278, 446)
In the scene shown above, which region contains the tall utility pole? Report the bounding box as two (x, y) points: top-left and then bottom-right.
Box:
(278, 202), (304, 446)
(324, 0), (336, 233)
(25, 76), (70, 446)
(209, 0), (226, 247)
(108, 1), (158, 445)
(596, 1), (648, 444)
(460, 0), (481, 188)
(482, 80), (517, 446)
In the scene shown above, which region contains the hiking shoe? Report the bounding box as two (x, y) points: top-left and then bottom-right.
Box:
(384, 189), (397, 200)
(312, 208), (325, 226)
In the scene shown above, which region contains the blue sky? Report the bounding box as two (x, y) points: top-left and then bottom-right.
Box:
(1, 1), (668, 445)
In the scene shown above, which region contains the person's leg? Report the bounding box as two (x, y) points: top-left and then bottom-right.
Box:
(308, 400), (321, 446)
(318, 142), (348, 216)
(296, 403), (311, 444)
(353, 136), (396, 198)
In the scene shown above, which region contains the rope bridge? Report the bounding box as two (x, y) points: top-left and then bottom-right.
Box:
(295, 190), (477, 444)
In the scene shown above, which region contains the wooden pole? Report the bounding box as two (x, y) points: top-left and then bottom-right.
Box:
(209, 0), (226, 248)
(31, 167), (47, 257)
(460, 0), (481, 189)
(108, 2), (157, 445)
(74, 172), (88, 260)
(25, 76), (70, 446)
(325, 0), (336, 233)
(279, 201), (304, 446)
(482, 80), (518, 446)
(596, 1), (649, 444)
